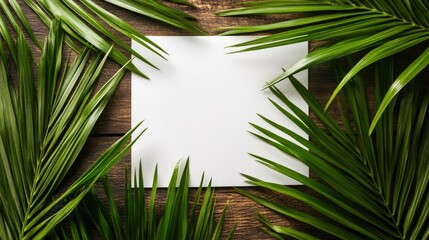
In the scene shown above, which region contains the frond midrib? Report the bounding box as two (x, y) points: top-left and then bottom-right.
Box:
(326, 0), (429, 32)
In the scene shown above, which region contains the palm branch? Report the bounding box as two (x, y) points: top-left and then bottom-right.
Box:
(0, 20), (144, 239)
(2, 0), (205, 77)
(218, 0), (429, 132)
(51, 160), (235, 240)
(239, 58), (429, 239)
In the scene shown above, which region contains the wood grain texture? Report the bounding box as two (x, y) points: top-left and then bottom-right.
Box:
(16, 0), (406, 239)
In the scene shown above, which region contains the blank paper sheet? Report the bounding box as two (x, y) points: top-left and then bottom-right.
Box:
(132, 36), (308, 187)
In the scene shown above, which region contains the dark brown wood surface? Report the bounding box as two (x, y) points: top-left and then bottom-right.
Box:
(22, 0), (341, 239)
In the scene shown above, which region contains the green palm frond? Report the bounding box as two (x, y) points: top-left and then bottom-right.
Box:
(52, 160), (235, 240)
(218, 0), (429, 131)
(2, 0), (205, 77)
(241, 58), (429, 239)
(0, 20), (144, 239)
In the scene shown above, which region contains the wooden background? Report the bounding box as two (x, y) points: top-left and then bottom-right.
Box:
(25, 0), (340, 239)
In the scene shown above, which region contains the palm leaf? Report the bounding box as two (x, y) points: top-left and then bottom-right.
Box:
(4, 0), (205, 77)
(218, 0), (429, 130)
(241, 58), (429, 239)
(0, 20), (144, 239)
(53, 159), (235, 240)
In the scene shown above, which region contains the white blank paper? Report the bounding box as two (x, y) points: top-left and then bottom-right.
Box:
(132, 36), (308, 187)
